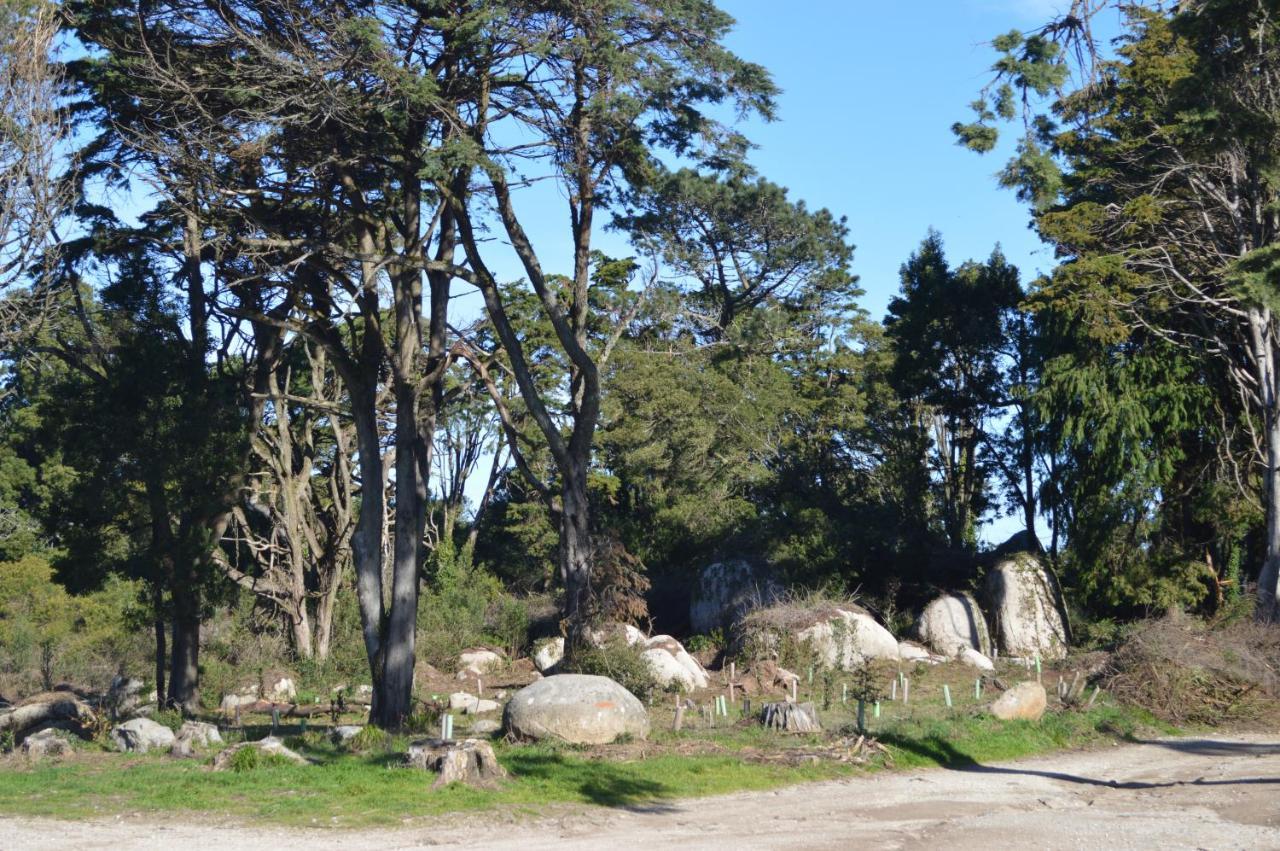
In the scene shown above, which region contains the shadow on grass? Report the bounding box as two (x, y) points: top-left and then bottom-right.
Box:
(883, 732), (1280, 790)
(503, 751), (679, 811)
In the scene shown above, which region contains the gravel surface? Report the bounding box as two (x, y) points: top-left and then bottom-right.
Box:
(7, 733), (1280, 850)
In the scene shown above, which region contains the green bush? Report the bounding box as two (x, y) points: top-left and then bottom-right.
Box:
(560, 636), (657, 701)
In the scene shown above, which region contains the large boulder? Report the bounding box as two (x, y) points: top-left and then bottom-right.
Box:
(110, 717), (176, 753)
(504, 674), (649, 744)
(990, 681), (1048, 721)
(690, 559), (782, 635)
(798, 608), (899, 668)
(984, 552), (1068, 661)
(915, 592), (993, 658)
(641, 635), (710, 691)
(738, 603), (899, 671)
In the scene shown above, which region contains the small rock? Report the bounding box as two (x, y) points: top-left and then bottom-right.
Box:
(457, 648), (504, 675)
(449, 692), (479, 711)
(212, 736), (309, 770)
(959, 647), (995, 671)
(465, 699), (500, 715)
(170, 720), (222, 757)
(111, 718), (176, 753)
(990, 681), (1048, 721)
(21, 728), (72, 760)
(332, 725), (363, 744)
(263, 676), (297, 703)
(533, 637), (565, 673)
(470, 719), (501, 735)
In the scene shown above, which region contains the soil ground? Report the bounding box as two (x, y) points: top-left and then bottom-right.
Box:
(7, 732), (1280, 849)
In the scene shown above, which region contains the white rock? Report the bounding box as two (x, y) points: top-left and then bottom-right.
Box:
(332, 725), (363, 744)
(643, 635), (710, 690)
(586, 623), (647, 648)
(797, 609), (900, 669)
(959, 647), (995, 671)
(449, 691), (479, 711)
(990, 681), (1047, 721)
(898, 640), (938, 663)
(471, 719), (501, 735)
(457, 649), (504, 674)
(464, 699), (500, 715)
(533, 637), (565, 673)
(263, 676), (296, 703)
(984, 552), (1069, 662)
(111, 718), (176, 753)
(176, 720), (222, 747)
(915, 592), (993, 658)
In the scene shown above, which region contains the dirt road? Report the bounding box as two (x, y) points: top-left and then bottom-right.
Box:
(8, 734), (1280, 850)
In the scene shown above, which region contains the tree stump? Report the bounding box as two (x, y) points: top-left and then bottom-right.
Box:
(406, 738), (508, 789)
(760, 701), (821, 733)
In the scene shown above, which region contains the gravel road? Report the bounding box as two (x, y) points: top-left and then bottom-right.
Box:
(7, 733), (1280, 850)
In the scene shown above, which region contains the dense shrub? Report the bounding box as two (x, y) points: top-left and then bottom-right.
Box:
(1104, 609), (1280, 725)
(560, 635), (658, 701)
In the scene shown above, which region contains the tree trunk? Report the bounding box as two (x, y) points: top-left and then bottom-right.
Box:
(1250, 306), (1280, 622)
(377, 375), (426, 728)
(152, 583), (166, 700)
(349, 388), (386, 711)
(167, 583), (200, 715)
(560, 468), (592, 655)
(1258, 406), (1280, 620)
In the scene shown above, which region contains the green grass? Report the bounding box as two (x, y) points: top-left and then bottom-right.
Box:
(0, 743), (857, 827)
(0, 664), (1176, 829)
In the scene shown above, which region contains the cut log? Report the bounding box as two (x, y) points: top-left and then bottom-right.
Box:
(0, 695), (95, 739)
(405, 738), (508, 789)
(759, 701), (821, 733)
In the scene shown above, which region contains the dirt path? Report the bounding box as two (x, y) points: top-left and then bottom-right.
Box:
(8, 734), (1280, 850)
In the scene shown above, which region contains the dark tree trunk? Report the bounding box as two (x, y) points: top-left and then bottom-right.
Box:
(152, 583), (166, 701)
(167, 581), (200, 715)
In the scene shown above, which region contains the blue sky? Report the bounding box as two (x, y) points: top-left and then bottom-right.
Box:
(715, 0), (1066, 319)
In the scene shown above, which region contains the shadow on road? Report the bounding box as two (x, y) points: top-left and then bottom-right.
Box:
(881, 733), (1280, 790)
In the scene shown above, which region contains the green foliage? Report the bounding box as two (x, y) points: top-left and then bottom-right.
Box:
(0, 556), (147, 693)
(560, 636), (658, 702)
(345, 725), (391, 754)
(150, 709), (184, 734)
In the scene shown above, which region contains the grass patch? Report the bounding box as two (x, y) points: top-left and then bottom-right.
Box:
(0, 659), (1177, 828)
(0, 743), (855, 827)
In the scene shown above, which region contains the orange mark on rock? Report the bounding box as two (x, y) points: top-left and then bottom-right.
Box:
(594, 701), (616, 709)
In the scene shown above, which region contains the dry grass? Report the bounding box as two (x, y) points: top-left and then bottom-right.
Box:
(1103, 610), (1280, 725)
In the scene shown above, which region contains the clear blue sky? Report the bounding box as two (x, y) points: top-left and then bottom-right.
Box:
(715, 0), (1066, 318)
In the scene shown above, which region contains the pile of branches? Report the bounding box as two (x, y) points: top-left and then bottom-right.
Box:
(1103, 611), (1280, 725)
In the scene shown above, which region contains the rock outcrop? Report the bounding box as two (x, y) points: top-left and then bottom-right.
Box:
(915, 592), (993, 658)
(690, 559), (782, 635)
(984, 552), (1069, 661)
(641, 635), (711, 691)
